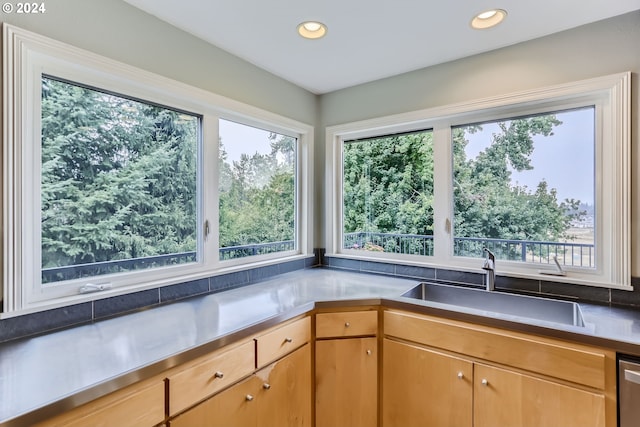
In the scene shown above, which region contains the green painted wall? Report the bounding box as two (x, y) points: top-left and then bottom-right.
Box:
(1, 0), (317, 124)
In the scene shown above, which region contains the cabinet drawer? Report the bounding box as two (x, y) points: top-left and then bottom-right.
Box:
(168, 339), (255, 415)
(316, 310), (378, 338)
(256, 316), (310, 368)
(35, 378), (165, 427)
(384, 310), (609, 390)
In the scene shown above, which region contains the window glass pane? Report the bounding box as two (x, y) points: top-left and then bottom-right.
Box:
(41, 76), (199, 283)
(453, 107), (595, 268)
(342, 130), (434, 255)
(218, 119), (297, 260)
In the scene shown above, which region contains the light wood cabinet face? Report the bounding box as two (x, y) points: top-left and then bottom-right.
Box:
(168, 339), (255, 416)
(474, 363), (606, 427)
(255, 342), (312, 427)
(316, 310), (378, 338)
(384, 310), (607, 389)
(172, 343), (311, 427)
(316, 337), (378, 427)
(171, 375), (258, 427)
(382, 339), (472, 427)
(32, 306), (618, 427)
(256, 316), (311, 368)
(34, 379), (165, 427)
(382, 309), (616, 427)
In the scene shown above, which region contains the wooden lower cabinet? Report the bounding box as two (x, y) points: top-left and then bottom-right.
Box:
(315, 337), (378, 427)
(382, 338), (472, 427)
(474, 363), (606, 427)
(33, 376), (165, 427)
(382, 338), (607, 427)
(171, 374), (257, 427)
(171, 343), (311, 427)
(256, 342), (312, 427)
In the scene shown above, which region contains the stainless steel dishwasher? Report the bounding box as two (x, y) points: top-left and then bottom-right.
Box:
(618, 356), (640, 427)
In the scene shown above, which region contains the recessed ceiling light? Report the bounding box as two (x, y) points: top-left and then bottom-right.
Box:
(471, 9), (507, 29)
(297, 21), (327, 39)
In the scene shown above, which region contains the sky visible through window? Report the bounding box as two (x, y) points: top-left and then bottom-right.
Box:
(463, 107), (595, 205)
(455, 107), (595, 267)
(219, 119), (276, 162)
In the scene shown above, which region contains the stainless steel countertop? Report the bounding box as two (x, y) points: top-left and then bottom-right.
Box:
(1, 268), (640, 426)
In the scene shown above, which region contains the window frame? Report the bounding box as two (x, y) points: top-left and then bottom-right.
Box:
(2, 24), (314, 314)
(326, 72), (630, 289)
(216, 115), (302, 268)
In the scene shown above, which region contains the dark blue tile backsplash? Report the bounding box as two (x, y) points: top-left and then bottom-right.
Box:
(159, 278), (210, 304)
(323, 255), (640, 308)
(94, 288), (161, 320)
(1, 251), (638, 344)
(0, 254), (318, 344)
(0, 303), (93, 342)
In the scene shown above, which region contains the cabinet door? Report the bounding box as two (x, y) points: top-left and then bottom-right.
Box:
(171, 375), (259, 427)
(316, 337), (378, 427)
(34, 378), (165, 427)
(256, 343), (312, 427)
(474, 363), (606, 427)
(382, 339), (473, 427)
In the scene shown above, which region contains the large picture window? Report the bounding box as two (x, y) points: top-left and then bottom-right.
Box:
(327, 73), (630, 288)
(452, 107), (595, 268)
(3, 24), (313, 313)
(41, 76), (200, 284)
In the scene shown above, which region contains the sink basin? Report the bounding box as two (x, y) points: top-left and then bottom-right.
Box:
(402, 282), (584, 327)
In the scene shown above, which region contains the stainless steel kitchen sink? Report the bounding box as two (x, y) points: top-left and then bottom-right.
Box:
(402, 282), (584, 327)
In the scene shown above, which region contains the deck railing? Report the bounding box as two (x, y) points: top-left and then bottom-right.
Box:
(218, 240), (295, 260)
(42, 233), (595, 283)
(42, 240), (295, 283)
(344, 232), (595, 268)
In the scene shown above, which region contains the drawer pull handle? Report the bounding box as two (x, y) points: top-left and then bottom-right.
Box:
(263, 383), (271, 390)
(214, 371), (224, 379)
(284, 337), (293, 343)
(457, 372), (464, 380)
(366, 350), (372, 355)
(246, 394), (254, 401)
(345, 322), (350, 327)
(481, 378), (489, 386)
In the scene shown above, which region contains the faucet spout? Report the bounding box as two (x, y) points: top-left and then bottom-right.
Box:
(482, 247), (496, 291)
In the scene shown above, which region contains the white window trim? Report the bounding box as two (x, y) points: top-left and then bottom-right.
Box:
(2, 24), (314, 315)
(326, 72), (630, 289)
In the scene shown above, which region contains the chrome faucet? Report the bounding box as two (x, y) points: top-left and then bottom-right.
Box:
(482, 248), (495, 291)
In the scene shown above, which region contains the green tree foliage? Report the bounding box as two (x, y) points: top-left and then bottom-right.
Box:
(343, 131), (434, 237)
(453, 116), (582, 244)
(218, 134), (296, 249)
(41, 77), (198, 274)
(343, 116), (584, 257)
(42, 75), (584, 273)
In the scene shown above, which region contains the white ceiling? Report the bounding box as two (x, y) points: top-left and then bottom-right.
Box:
(123, 0), (640, 94)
